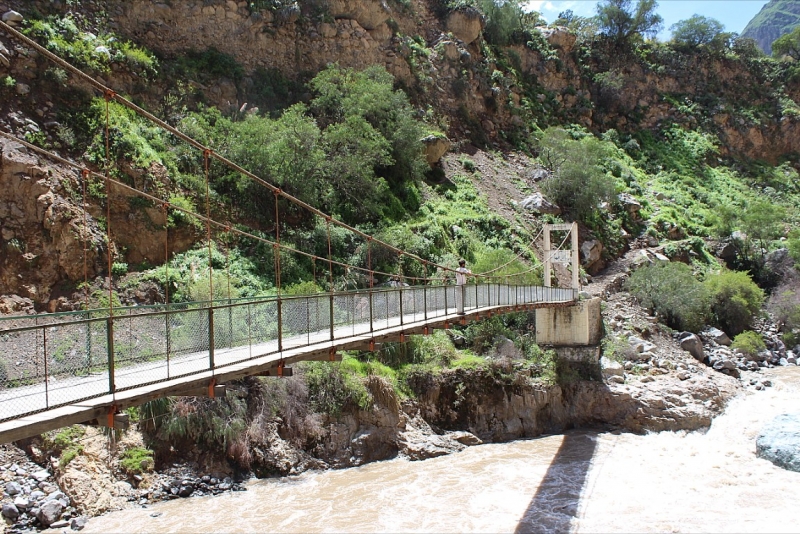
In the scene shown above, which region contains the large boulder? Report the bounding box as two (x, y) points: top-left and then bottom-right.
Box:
(520, 192), (561, 215)
(421, 135), (450, 165)
(756, 413), (800, 473)
(446, 7), (484, 44)
(534, 26), (576, 51)
(703, 326), (732, 346)
(36, 499), (64, 528)
(679, 332), (705, 362)
(581, 240), (604, 272)
(327, 0), (390, 30)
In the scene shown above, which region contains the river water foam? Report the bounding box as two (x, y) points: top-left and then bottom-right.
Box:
(85, 367), (800, 533)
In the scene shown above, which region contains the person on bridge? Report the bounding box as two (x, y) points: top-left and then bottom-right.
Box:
(455, 259), (471, 314)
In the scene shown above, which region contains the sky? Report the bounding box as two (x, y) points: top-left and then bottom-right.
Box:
(525, 0), (770, 39)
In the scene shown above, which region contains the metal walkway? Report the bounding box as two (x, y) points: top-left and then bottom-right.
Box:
(0, 284), (576, 443)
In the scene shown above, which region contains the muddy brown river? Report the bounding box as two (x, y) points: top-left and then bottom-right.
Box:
(84, 367), (800, 533)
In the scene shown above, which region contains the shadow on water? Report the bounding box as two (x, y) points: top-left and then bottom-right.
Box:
(514, 431), (598, 534)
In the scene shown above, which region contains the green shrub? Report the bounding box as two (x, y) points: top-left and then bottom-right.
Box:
(625, 261), (709, 332)
(768, 285), (800, 342)
(111, 262), (128, 276)
(704, 270), (764, 336)
(538, 127), (619, 224)
(119, 447), (155, 475)
(301, 361), (371, 416)
(43, 426), (86, 469)
(731, 330), (765, 358)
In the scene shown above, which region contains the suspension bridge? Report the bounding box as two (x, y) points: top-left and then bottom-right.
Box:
(0, 21), (585, 443)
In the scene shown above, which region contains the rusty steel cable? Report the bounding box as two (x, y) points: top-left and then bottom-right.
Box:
(0, 20), (555, 287)
(0, 21), (451, 273)
(0, 130), (442, 285)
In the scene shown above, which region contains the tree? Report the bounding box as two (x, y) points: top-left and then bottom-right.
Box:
(625, 261), (710, 332)
(670, 15), (725, 47)
(538, 128), (618, 223)
(773, 26), (800, 60)
(705, 270), (764, 336)
(554, 9), (600, 40)
(596, 0), (663, 43)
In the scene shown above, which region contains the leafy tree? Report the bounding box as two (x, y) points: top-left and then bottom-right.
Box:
(554, 9), (599, 40)
(477, 0), (525, 46)
(596, 0), (663, 43)
(538, 128), (618, 223)
(773, 26), (800, 60)
(625, 261), (710, 332)
(705, 270), (764, 336)
(309, 64), (428, 208)
(670, 15), (725, 47)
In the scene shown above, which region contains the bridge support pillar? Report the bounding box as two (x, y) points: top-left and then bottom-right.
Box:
(536, 297), (603, 382)
(535, 297), (602, 346)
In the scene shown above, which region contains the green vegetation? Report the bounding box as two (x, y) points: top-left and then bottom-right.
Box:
(625, 262), (709, 332)
(705, 270), (765, 336)
(43, 425), (86, 468)
(538, 127), (620, 225)
(669, 15), (727, 48)
(731, 330), (766, 358)
(23, 15), (156, 76)
(595, 0), (663, 43)
(773, 26), (800, 60)
(119, 447), (155, 475)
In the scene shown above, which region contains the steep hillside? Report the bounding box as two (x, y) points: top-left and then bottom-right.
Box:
(742, 0), (800, 55)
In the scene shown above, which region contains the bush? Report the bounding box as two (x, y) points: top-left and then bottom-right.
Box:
(704, 270), (764, 336)
(538, 128), (618, 223)
(625, 261), (709, 332)
(731, 330), (765, 358)
(768, 285), (800, 344)
(43, 426), (86, 469)
(119, 447), (155, 475)
(301, 361), (371, 416)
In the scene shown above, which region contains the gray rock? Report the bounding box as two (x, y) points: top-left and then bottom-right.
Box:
(607, 375), (625, 384)
(601, 356), (624, 377)
(756, 413), (800, 473)
(46, 490), (68, 504)
(13, 496), (30, 510)
(704, 327), (732, 346)
(31, 469), (50, 482)
(50, 520), (70, 528)
(677, 370), (691, 380)
(71, 516), (87, 530)
(494, 336), (523, 359)
(5, 481), (22, 495)
(520, 192), (561, 215)
(449, 431), (483, 446)
(1, 502), (19, 520)
(15, 82), (30, 95)
(679, 332), (705, 362)
(713, 359), (736, 371)
(2, 10), (23, 23)
(37, 499), (64, 528)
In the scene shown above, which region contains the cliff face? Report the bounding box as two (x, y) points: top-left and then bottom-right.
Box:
(102, 0), (800, 161)
(742, 0), (800, 55)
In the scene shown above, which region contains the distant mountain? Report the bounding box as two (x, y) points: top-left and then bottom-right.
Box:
(741, 0), (800, 55)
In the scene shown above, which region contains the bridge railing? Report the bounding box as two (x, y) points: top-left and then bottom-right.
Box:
(0, 284), (576, 422)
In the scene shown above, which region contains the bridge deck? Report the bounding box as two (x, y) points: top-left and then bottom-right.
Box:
(0, 284), (577, 443)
